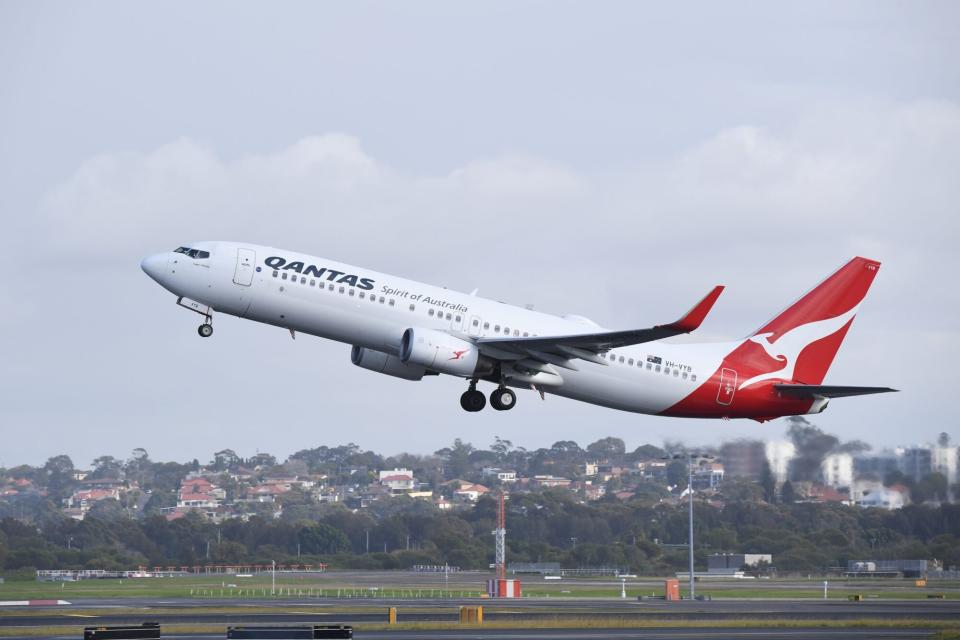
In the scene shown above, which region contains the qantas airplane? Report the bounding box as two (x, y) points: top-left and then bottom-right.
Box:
(141, 243), (895, 420)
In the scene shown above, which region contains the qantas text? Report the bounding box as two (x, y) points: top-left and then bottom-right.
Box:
(264, 256), (375, 290)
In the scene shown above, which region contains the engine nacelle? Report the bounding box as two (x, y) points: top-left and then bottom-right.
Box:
(400, 327), (490, 377)
(351, 345), (426, 381)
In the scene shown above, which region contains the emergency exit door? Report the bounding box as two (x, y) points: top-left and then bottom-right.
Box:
(716, 368), (737, 405)
(233, 248), (256, 286)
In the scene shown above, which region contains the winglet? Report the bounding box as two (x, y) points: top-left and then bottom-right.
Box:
(660, 286), (724, 333)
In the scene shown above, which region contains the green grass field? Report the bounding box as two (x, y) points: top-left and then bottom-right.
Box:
(1, 574), (957, 601)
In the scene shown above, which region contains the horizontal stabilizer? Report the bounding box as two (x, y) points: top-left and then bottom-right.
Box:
(774, 384), (898, 398)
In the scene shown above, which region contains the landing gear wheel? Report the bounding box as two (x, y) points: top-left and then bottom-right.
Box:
(460, 389), (486, 412)
(198, 323), (213, 338)
(491, 388), (517, 411)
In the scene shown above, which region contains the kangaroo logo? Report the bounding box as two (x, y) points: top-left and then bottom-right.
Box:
(449, 349), (470, 361)
(738, 304), (860, 390)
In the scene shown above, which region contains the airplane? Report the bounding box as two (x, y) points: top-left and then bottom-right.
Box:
(141, 243), (896, 420)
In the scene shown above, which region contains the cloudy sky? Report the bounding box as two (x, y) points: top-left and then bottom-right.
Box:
(1, 2), (958, 468)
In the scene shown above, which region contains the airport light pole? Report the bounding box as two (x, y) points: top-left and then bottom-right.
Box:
(271, 560), (276, 596)
(669, 452), (714, 600)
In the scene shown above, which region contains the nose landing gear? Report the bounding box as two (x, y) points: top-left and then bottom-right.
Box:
(460, 381), (486, 412)
(177, 297), (214, 338)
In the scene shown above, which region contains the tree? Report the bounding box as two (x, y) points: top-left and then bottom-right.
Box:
(760, 461), (776, 504)
(43, 455), (75, 502)
(586, 437), (626, 461)
(938, 432), (951, 447)
(666, 461), (687, 489)
(781, 481), (797, 504)
(298, 523), (350, 554)
(631, 444), (666, 460)
(786, 418), (838, 481)
(490, 437), (513, 462)
(211, 449), (241, 472)
(90, 456), (122, 480)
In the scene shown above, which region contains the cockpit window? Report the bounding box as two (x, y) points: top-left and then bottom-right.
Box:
(173, 247), (210, 259)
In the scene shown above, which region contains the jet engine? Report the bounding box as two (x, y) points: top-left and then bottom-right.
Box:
(351, 345), (427, 381)
(400, 327), (493, 377)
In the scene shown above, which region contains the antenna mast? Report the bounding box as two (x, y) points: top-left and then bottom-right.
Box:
(495, 491), (506, 580)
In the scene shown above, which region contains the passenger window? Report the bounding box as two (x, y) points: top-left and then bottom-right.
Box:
(310, 279), (316, 286)
(339, 286), (345, 293)
(646, 363), (652, 370)
(494, 325), (500, 332)
(380, 297), (385, 303)
(628, 358), (634, 366)
(655, 365), (661, 372)
(682, 372), (688, 380)
(691, 374), (697, 382)
(349, 288), (355, 296)
(445, 312), (451, 319)
(664, 368), (670, 375)
(484, 322), (490, 330)
(389, 299), (395, 306)
(455, 315), (461, 322)
(619, 356), (625, 363)
(504, 327), (510, 334)
(301, 277), (306, 284)
(272, 270), (278, 278)
(328, 283), (334, 290)
(409, 304), (416, 311)
(282, 273), (288, 280)
(513, 329), (519, 336)
(472, 319), (479, 327)
(429, 309), (435, 316)
(359, 292), (365, 298)
(523, 332), (529, 337)
(673, 370), (679, 377)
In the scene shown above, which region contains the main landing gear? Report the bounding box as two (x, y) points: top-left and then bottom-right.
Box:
(460, 381), (486, 412)
(460, 381), (516, 412)
(491, 387), (516, 411)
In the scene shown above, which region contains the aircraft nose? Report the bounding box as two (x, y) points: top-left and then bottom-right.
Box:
(140, 253), (168, 283)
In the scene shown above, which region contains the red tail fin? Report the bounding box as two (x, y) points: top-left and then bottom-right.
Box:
(737, 257), (880, 387)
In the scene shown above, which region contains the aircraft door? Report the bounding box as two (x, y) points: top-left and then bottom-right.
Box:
(716, 368), (737, 405)
(233, 248), (256, 286)
(468, 315), (482, 337)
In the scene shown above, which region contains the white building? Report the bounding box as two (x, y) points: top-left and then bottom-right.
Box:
(931, 446), (958, 487)
(765, 441), (796, 483)
(822, 453), (854, 489)
(852, 481), (907, 510)
(482, 467), (518, 483)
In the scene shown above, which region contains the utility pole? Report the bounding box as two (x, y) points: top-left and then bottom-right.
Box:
(297, 543), (301, 558)
(271, 560), (276, 596)
(365, 530), (370, 554)
(687, 453), (695, 601)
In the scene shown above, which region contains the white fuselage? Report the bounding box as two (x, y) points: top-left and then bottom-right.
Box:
(142, 241), (740, 415)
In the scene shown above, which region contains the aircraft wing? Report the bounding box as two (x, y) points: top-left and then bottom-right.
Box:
(475, 286), (724, 368)
(774, 384), (898, 398)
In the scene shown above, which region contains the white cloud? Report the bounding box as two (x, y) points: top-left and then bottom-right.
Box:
(9, 98), (959, 465)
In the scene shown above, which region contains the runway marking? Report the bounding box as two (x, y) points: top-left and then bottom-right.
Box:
(64, 613), (98, 618)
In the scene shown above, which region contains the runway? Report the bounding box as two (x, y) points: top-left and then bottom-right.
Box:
(32, 628), (942, 640)
(1, 596), (957, 639)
